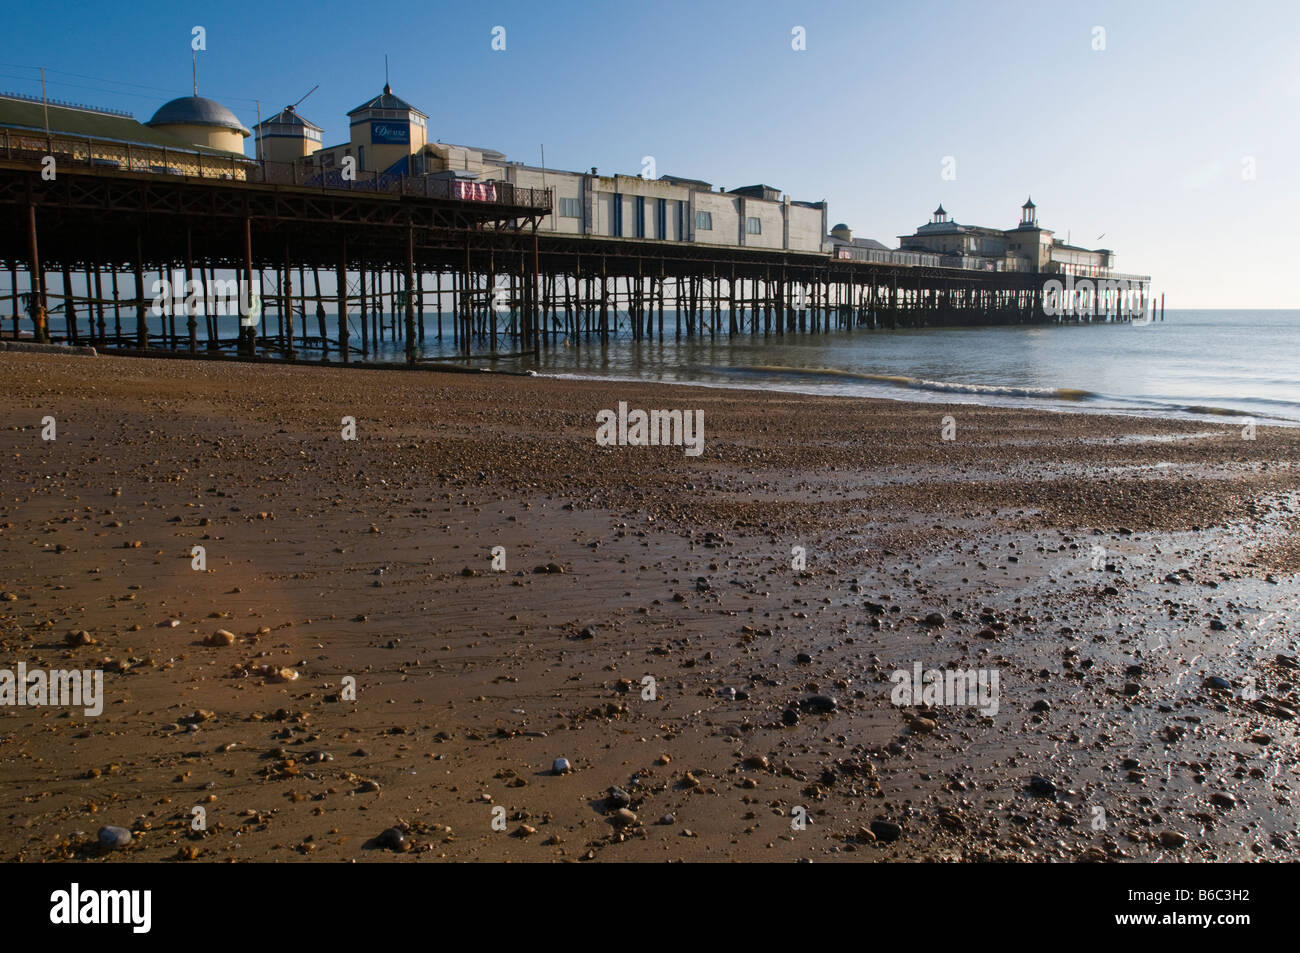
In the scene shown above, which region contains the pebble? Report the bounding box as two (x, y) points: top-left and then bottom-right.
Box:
(205, 629), (236, 646)
(606, 787), (631, 810)
(1203, 676), (1232, 692)
(97, 825), (132, 849)
(377, 827), (408, 851)
(800, 694), (838, 714)
(1159, 830), (1187, 848)
(609, 808), (638, 828)
(552, 757), (572, 775)
(870, 819), (901, 842)
(1028, 775), (1057, 797)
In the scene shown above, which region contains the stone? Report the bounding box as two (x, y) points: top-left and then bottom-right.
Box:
(923, 612), (946, 627)
(870, 819), (901, 842)
(1028, 775), (1057, 797)
(97, 825), (132, 849)
(1203, 676), (1232, 692)
(377, 827), (408, 851)
(606, 786), (632, 810)
(610, 808), (638, 829)
(1158, 830), (1187, 848)
(205, 629), (236, 646)
(552, 757), (572, 775)
(800, 694), (838, 714)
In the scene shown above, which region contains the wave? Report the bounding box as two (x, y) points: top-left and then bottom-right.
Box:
(719, 364), (1097, 401)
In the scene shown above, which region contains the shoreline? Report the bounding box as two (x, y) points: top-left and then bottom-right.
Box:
(10, 335), (1299, 428)
(1, 351), (1298, 862)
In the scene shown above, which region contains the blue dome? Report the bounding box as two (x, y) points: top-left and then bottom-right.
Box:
(147, 96), (248, 135)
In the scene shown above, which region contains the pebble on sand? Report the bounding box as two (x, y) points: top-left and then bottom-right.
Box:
(377, 827), (409, 852)
(870, 819), (902, 842)
(610, 808), (638, 829)
(97, 825), (132, 849)
(552, 757), (572, 775)
(1159, 831), (1187, 849)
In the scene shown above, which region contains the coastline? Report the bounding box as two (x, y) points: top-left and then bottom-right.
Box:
(1, 351), (1297, 862)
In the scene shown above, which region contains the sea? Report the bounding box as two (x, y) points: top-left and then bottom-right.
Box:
(41, 309), (1300, 425)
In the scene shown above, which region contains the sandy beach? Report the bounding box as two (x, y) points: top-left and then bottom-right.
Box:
(1, 350), (1297, 862)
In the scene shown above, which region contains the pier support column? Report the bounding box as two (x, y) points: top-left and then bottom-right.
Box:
(185, 228), (198, 354)
(532, 230), (541, 361)
(284, 239), (296, 360)
(26, 202), (48, 342)
(240, 215), (254, 356)
(134, 232), (147, 349)
(336, 239), (349, 363)
(405, 221), (417, 364)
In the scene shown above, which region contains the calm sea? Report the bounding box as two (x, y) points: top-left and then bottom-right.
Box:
(47, 309), (1300, 424)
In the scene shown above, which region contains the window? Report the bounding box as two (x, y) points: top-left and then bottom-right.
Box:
(746, 217), (761, 234)
(635, 196), (646, 238)
(695, 210), (712, 231)
(559, 197), (581, 218)
(612, 194), (623, 237)
(656, 198), (667, 240)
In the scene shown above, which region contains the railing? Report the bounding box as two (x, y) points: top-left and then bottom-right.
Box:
(834, 245), (945, 269)
(251, 159), (550, 208)
(1, 126), (552, 211)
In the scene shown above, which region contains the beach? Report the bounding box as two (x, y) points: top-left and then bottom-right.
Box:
(1, 350), (1297, 862)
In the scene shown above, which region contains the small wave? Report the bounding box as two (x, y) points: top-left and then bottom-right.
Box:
(728, 364), (1096, 400)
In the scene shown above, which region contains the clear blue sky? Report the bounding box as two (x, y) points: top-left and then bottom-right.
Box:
(3, 0), (1296, 307)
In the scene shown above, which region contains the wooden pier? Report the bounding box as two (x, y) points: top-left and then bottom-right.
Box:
(0, 133), (1153, 364)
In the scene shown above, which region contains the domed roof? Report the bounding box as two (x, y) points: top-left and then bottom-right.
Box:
(831, 223), (850, 232)
(147, 96), (249, 136)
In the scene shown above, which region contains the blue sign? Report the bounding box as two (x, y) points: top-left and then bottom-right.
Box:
(370, 121), (410, 145)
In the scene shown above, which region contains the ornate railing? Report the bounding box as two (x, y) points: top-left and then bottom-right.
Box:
(1, 126), (551, 210)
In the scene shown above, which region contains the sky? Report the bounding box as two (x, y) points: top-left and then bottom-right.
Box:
(2, 0), (1297, 308)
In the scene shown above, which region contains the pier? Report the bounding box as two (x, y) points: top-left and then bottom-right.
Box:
(1, 130), (1154, 366)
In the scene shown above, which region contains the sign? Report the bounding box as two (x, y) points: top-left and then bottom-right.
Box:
(454, 180), (499, 202)
(370, 121), (410, 145)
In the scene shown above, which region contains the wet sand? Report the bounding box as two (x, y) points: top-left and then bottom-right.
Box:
(1, 351), (1297, 862)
